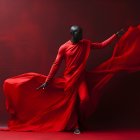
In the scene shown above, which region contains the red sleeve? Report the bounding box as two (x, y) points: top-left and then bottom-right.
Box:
(45, 46), (65, 82)
(91, 34), (117, 49)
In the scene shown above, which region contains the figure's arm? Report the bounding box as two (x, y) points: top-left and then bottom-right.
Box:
(91, 29), (125, 49)
(36, 46), (65, 90)
(45, 46), (65, 83)
(91, 34), (117, 49)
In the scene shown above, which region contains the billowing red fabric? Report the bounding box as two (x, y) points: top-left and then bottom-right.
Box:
(3, 24), (140, 132)
(87, 25), (140, 110)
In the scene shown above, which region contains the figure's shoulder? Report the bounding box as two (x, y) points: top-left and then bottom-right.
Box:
(81, 39), (92, 45)
(60, 40), (71, 48)
(58, 40), (70, 52)
(63, 40), (71, 45)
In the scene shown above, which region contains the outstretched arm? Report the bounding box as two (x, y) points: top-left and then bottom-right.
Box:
(91, 34), (117, 49)
(37, 46), (65, 90)
(91, 29), (125, 49)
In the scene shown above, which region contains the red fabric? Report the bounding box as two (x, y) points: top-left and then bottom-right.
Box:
(3, 25), (140, 132)
(87, 25), (140, 110)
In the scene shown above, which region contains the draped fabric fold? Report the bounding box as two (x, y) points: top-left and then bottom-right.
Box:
(3, 24), (140, 131)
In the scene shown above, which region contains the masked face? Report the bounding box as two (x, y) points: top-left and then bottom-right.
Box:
(70, 25), (83, 43)
(73, 29), (83, 41)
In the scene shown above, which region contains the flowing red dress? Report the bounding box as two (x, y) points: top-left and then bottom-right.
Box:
(3, 24), (140, 131)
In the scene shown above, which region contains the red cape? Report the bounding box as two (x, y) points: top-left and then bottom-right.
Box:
(3, 25), (140, 131)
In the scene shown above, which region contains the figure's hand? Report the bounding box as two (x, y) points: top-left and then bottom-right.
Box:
(36, 82), (48, 90)
(116, 28), (125, 37)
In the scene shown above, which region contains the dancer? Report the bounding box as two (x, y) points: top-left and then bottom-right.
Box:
(4, 25), (140, 134)
(37, 25), (124, 134)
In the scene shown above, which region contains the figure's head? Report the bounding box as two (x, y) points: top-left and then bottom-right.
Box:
(70, 25), (83, 43)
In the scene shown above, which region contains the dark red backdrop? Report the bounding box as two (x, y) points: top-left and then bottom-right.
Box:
(0, 0), (140, 128)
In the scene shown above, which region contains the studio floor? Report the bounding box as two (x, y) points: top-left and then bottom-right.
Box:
(0, 130), (140, 140)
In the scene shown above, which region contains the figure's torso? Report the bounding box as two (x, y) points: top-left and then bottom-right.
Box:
(62, 39), (91, 76)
